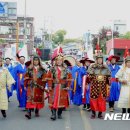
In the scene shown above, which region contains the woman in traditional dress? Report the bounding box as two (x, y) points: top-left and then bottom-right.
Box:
(116, 56), (130, 114)
(24, 56), (46, 119)
(0, 57), (15, 118)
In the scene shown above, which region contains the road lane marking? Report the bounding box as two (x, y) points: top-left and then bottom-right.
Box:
(64, 109), (72, 130)
(79, 106), (92, 130)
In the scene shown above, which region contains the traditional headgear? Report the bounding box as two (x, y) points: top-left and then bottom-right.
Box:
(125, 56), (130, 63)
(16, 53), (25, 59)
(123, 47), (130, 63)
(124, 46), (130, 59)
(64, 55), (76, 66)
(108, 55), (120, 62)
(51, 46), (64, 60)
(94, 44), (103, 59)
(80, 57), (94, 64)
(5, 57), (12, 61)
(106, 58), (108, 61)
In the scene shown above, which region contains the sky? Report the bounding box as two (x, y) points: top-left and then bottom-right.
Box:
(2, 0), (130, 38)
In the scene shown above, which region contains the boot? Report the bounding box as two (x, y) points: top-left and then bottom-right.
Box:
(87, 104), (91, 111)
(98, 112), (103, 119)
(82, 104), (87, 110)
(91, 110), (96, 119)
(35, 109), (40, 117)
(57, 108), (62, 119)
(1, 110), (6, 118)
(25, 109), (31, 119)
(50, 109), (56, 120)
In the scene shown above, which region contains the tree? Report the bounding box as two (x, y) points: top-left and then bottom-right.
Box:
(92, 27), (119, 54)
(120, 31), (130, 39)
(0, 39), (5, 44)
(52, 29), (67, 45)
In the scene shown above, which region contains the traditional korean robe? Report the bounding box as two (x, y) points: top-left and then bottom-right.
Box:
(71, 66), (83, 105)
(0, 67), (15, 110)
(24, 67), (46, 109)
(87, 63), (111, 112)
(108, 64), (121, 101)
(14, 64), (27, 108)
(116, 67), (130, 108)
(47, 66), (72, 109)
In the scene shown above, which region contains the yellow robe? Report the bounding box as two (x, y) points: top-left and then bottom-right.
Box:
(0, 68), (15, 110)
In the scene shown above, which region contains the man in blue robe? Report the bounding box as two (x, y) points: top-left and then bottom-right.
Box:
(108, 55), (121, 112)
(14, 56), (27, 109)
(4, 58), (15, 101)
(72, 60), (86, 105)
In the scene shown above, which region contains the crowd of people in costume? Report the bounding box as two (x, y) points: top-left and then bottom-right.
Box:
(0, 46), (130, 120)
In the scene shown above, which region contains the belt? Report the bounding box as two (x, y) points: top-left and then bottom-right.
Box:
(111, 78), (118, 82)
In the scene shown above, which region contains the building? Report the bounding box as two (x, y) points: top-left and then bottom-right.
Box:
(106, 38), (130, 64)
(113, 20), (127, 35)
(0, 2), (34, 58)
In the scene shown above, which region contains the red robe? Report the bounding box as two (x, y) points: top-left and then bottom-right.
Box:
(87, 63), (111, 112)
(24, 67), (46, 109)
(47, 66), (72, 109)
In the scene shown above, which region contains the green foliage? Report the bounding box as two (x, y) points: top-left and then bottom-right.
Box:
(120, 31), (130, 39)
(0, 39), (5, 44)
(92, 26), (119, 54)
(52, 29), (67, 45)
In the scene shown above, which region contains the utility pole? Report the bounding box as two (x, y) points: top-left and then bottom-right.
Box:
(24, 0), (27, 45)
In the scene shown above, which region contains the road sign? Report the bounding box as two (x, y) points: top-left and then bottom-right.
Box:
(106, 31), (112, 36)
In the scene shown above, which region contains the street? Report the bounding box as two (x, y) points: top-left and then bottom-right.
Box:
(0, 94), (129, 130)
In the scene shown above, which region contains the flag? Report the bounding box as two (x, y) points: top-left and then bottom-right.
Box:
(17, 42), (24, 54)
(124, 46), (130, 58)
(96, 44), (100, 50)
(36, 48), (42, 56)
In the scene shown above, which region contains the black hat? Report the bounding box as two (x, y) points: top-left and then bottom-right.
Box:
(19, 56), (25, 59)
(106, 58), (108, 61)
(5, 57), (12, 60)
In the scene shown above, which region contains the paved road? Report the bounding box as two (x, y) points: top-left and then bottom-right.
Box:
(0, 94), (129, 130)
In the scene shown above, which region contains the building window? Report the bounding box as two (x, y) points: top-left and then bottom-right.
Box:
(8, 8), (17, 16)
(116, 26), (118, 31)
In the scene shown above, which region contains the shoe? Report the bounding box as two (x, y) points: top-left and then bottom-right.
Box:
(87, 107), (91, 111)
(2, 113), (7, 118)
(25, 113), (31, 119)
(109, 108), (114, 112)
(35, 109), (40, 117)
(35, 113), (40, 117)
(98, 115), (104, 119)
(50, 109), (56, 120)
(91, 114), (96, 119)
(50, 114), (56, 120)
(22, 109), (27, 111)
(58, 115), (62, 119)
(1, 110), (6, 118)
